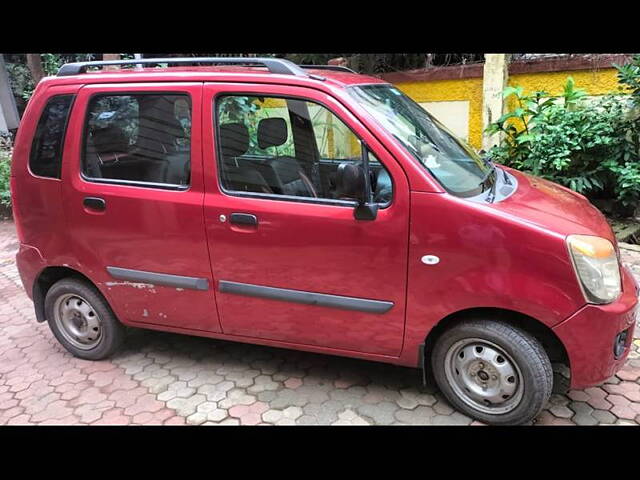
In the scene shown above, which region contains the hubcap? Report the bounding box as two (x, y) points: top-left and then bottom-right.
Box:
(444, 338), (524, 415)
(53, 294), (102, 350)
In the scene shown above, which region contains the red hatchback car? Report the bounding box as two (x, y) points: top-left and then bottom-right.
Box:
(9, 57), (638, 424)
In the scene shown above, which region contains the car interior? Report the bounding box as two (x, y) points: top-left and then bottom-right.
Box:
(217, 116), (393, 204)
(84, 95), (191, 186)
(81, 93), (392, 203)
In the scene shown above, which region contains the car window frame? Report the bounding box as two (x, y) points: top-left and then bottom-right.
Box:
(80, 90), (193, 192)
(213, 91), (394, 209)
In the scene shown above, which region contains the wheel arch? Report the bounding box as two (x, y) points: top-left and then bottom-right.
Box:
(422, 307), (570, 382)
(32, 266), (98, 323)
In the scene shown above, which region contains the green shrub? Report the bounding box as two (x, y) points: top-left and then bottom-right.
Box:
(486, 63), (640, 216)
(0, 148), (11, 208)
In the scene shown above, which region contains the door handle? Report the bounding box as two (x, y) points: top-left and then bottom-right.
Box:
(230, 213), (258, 226)
(83, 196), (106, 211)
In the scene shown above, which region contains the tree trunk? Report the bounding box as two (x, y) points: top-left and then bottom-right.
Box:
(26, 54), (45, 84)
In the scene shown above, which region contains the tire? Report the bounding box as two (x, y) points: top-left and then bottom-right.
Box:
(44, 277), (125, 360)
(431, 319), (553, 425)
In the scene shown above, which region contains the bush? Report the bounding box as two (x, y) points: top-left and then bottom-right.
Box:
(0, 147), (11, 209)
(0, 133), (13, 209)
(486, 60), (640, 217)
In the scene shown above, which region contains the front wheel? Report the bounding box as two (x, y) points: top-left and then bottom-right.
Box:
(431, 319), (553, 425)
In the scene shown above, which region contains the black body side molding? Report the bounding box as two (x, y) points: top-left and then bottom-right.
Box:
(106, 267), (209, 291)
(218, 280), (394, 314)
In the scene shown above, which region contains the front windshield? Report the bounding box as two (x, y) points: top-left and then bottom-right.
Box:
(348, 84), (491, 196)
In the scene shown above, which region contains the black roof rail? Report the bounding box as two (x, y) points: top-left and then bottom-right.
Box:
(57, 57), (311, 77)
(300, 65), (356, 73)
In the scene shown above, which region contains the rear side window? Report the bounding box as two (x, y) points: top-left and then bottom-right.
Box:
(82, 93), (191, 188)
(29, 95), (74, 178)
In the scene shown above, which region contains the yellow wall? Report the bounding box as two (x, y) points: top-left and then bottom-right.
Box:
(394, 78), (484, 149)
(393, 67), (621, 150)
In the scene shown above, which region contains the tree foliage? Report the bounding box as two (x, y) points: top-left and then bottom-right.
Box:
(486, 56), (640, 216)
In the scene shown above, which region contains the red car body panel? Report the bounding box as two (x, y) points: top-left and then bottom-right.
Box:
(201, 83), (410, 355)
(10, 67), (638, 390)
(60, 82), (222, 333)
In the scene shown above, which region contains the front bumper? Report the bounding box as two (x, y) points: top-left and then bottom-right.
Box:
(553, 266), (638, 389)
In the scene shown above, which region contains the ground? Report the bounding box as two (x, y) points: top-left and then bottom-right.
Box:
(0, 220), (639, 426)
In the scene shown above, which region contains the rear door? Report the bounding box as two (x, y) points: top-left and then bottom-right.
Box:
(61, 82), (222, 332)
(201, 83), (410, 356)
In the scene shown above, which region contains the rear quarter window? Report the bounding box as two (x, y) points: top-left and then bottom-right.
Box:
(29, 95), (75, 178)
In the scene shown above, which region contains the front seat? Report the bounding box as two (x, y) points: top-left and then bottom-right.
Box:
(257, 117), (317, 197)
(219, 123), (273, 194)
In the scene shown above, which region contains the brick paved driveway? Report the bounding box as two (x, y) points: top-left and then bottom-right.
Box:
(1, 220), (639, 425)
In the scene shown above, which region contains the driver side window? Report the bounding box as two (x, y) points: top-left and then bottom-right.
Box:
(215, 94), (392, 205)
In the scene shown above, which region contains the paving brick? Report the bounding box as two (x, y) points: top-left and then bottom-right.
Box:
(217, 418), (240, 426)
(394, 406), (436, 424)
(247, 375), (279, 393)
(197, 381), (234, 402)
(163, 415), (186, 425)
(124, 394), (165, 416)
(332, 408), (370, 425)
(188, 371), (224, 388)
(616, 366), (640, 382)
(567, 390), (590, 402)
(166, 394), (207, 417)
(534, 411), (573, 425)
(283, 377), (302, 389)
(92, 409), (132, 425)
(297, 401), (340, 424)
(30, 400), (75, 422)
(0, 406), (25, 424)
(549, 405), (574, 419)
(430, 413), (473, 425)
(6, 414), (32, 425)
(592, 409), (617, 424)
(229, 401), (268, 425)
(584, 387), (613, 410)
(433, 398), (455, 416)
(0, 219), (638, 427)
(396, 389), (437, 410)
(356, 401), (399, 424)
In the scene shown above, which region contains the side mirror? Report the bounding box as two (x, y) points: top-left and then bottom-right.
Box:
(335, 162), (378, 221)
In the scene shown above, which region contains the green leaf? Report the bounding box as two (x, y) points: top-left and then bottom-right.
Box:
(502, 86), (519, 99)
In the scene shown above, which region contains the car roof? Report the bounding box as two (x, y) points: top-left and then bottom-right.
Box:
(41, 65), (389, 89)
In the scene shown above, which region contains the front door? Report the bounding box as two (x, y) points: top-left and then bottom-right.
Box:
(202, 83), (410, 355)
(62, 82), (222, 332)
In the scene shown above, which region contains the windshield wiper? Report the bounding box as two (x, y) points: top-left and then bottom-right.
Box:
(502, 167), (512, 185)
(479, 160), (499, 203)
(486, 169), (498, 203)
(479, 162), (496, 190)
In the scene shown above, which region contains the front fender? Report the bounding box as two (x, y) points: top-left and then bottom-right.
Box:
(398, 191), (586, 366)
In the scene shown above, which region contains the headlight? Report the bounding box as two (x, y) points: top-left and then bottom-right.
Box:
(567, 235), (621, 304)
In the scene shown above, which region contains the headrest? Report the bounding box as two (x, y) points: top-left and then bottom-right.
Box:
(258, 117), (288, 149)
(335, 162), (365, 202)
(91, 126), (129, 154)
(219, 123), (250, 158)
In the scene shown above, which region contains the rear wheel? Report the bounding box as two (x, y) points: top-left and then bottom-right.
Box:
(431, 319), (553, 425)
(45, 278), (125, 360)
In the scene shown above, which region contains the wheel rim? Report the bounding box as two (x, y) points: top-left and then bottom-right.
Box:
(444, 338), (524, 415)
(53, 293), (102, 350)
